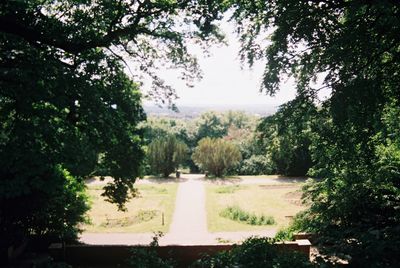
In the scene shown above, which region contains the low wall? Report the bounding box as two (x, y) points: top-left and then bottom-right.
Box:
(49, 240), (311, 268)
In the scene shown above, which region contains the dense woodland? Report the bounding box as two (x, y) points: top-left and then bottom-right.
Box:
(1, 0), (399, 267)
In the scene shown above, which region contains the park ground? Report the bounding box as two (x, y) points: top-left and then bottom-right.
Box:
(80, 174), (306, 245)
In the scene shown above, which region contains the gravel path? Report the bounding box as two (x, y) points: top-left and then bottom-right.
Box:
(81, 174), (283, 246)
(161, 174), (214, 245)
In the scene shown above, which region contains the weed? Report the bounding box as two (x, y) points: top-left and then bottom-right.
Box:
(220, 205), (275, 226)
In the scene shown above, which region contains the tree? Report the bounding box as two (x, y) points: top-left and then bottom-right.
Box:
(224, 110), (257, 130)
(0, 0), (229, 250)
(192, 137), (242, 177)
(142, 116), (198, 173)
(257, 97), (316, 176)
(147, 135), (188, 178)
(195, 111), (227, 141)
(222, 113), (268, 175)
(231, 0), (400, 265)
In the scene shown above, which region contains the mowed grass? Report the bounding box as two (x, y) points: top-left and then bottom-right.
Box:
(83, 184), (178, 233)
(206, 183), (305, 232)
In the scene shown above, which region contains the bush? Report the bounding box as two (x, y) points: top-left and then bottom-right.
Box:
(274, 227), (295, 242)
(274, 211), (313, 242)
(237, 155), (274, 175)
(191, 237), (313, 268)
(192, 137), (241, 177)
(220, 206), (275, 225)
(0, 165), (89, 250)
(126, 232), (175, 268)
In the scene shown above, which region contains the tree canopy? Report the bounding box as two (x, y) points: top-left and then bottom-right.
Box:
(0, 0), (229, 248)
(257, 97), (316, 176)
(231, 0), (400, 265)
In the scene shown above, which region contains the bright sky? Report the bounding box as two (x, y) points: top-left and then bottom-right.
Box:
(141, 20), (298, 107)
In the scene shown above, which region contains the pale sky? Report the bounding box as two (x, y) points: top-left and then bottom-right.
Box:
(139, 20), (326, 108)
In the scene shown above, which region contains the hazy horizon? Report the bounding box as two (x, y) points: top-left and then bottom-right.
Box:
(140, 18), (298, 108)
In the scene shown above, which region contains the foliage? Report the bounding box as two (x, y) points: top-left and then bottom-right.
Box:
(224, 110), (257, 130)
(220, 205), (275, 226)
(143, 111), (260, 174)
(0, 165), (89, 247)
(147, 135), (188, 178)
(0, 0), (230, 249)
(192, 137), (242, 177)
(222, 112), (267, 175)
(126, 235), (312, 268)
(231, 0), (400, 266)
(126, 232), (174, 268)
(191, 237), (313, 268)
(236, 155), (274, 175)
(274, 228), (294, 243)
(256, 97), (316, 176)
(274, 212), (310, 242)
(142, 116), (198, 172)
(195, 111), (228, 141)
(142, 117), (196, 147)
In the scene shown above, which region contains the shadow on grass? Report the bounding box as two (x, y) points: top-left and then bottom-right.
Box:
(204, 175), (310, 185)
(85, 176), (188, 186)
(142, 176), (188, 184)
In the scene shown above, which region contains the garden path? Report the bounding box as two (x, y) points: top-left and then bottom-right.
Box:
(161, 174), (216, 245)
(81, 174), (279, 245)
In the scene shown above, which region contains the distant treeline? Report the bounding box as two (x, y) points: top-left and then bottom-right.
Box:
(139, 108), (313, 177)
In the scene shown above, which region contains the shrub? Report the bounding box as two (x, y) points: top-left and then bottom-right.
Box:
(0, 165), (90, 249)
(237, 155), (274, 175)
(274, 227), (295, 242)
(192, 138), (241, 177)
(220, 206), (275, 226)
(274, 211), (312, 242)
(126, 232), (175, 268)
(191, 237), (313, 268)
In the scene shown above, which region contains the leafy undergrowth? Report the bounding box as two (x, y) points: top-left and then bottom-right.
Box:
(127, 235), (313, 268)
(192, 237), (313, 268)
(220, 205), (275, 225)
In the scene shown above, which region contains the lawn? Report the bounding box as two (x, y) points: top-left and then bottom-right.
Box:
(83, 184), (178, 233)
(206, 183), (305, 232)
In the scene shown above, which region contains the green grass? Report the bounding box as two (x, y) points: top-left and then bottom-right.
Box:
(206, 183), (305, 232)
(83, 184), (178, 233)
